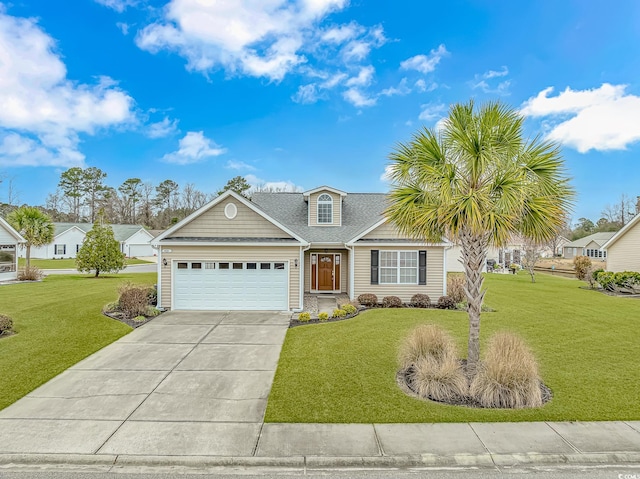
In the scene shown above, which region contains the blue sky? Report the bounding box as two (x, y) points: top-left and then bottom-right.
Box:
(1, 0), (639, 222)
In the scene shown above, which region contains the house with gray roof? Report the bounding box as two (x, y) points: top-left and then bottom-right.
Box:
(0, 217), (25, 282)
(23, 223), (155, 259)
(153, 186), (450, 311)
(563, 231), (616, 260)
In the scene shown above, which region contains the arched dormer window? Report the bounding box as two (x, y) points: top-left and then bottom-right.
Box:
(317, 194), (333, 224)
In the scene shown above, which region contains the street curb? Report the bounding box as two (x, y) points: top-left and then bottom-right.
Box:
(1, 452), (640, 472)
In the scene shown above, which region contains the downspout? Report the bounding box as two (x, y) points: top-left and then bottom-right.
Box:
(154, 243), (163, 310)
(298, 243), (311, 311)
(345, 243), (355, 301)
(443, 244), (450, 296)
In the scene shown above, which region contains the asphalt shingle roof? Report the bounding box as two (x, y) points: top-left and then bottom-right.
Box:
(250, 192), (389, 243)
(564, 231), (616, 248)
(54, 223), (150, 242)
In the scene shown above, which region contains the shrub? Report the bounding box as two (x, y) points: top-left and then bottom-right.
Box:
(318, 312), (329, 321)
(357, 293), (378, 307)
(133, 315), (147, 322)
(595, 270), (640, 293)
(398, 324), (459, 370)
(341, 304), (357, 315)
(437, 295), (456, 309)
(298, 312), (311, 322)
(470, 332), (543, 409)
(447, 274), (466, 303)
(0, 314), (13, 335)
(332, 308), (347, 318)
(144, 306), (162, 317)
(410, 293), (431, 308)
(118, 282), (152, 319)
(408, 355), (468, 402)
(382, 296), (402, 308)
(102, 301), (119, 313)
(573, 255), (592, 280)
(147, 286), (158, 306)
(17, 266), (43, 281)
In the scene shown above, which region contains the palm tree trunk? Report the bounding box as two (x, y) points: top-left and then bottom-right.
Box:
(460, 228), (488, 369)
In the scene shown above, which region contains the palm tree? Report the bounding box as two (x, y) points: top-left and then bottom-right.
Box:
(386, 101), (574, 369)
(7, 207), (55, 268)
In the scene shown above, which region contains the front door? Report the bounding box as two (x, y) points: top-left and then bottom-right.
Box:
(318, 254), (334, 291)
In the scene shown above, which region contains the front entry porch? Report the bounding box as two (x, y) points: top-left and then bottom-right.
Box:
(305, 249), (349, 295)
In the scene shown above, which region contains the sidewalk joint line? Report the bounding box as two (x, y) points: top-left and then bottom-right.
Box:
(372, 424), (384, 456)
(546, 421), (583, 454)
(252, 422), (264, 457)
(467, 423), (499, 471)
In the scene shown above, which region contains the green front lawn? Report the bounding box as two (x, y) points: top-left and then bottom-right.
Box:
(18, 258), (153, 269)
(0, 273), (156, 410)
(266, 273), (640, 423)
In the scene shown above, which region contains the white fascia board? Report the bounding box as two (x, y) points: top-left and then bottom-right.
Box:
(350, 242), (451, 247)
(0, 217), (26, 243)
(307, 242), (345, 248)
(154, 190), (308, 245)
(346, 218), (387, 244)
(302, 185), (348, 197)
(157, 241), (304, 247)
(54, 225), (86, 240)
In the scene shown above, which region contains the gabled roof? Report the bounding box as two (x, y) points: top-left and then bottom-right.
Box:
(251, 191), (389, 243)
(302, 186), (347, 197)
(154, 190), (308, 244)
(0, 217), (26, 243)
(602, 214), (640, 250)
(564, 231), (616, 249)
(53, 223), (152, 242)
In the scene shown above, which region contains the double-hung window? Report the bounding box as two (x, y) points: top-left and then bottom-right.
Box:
(379, 251), (418, 284)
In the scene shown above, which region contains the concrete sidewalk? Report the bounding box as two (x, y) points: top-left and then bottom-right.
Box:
(0, 310), (639, 472)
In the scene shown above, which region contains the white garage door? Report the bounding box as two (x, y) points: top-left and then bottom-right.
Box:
(173, 260), (288, 310)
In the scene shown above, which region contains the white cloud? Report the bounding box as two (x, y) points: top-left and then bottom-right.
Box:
(0, 9), (135, 167)
(521, 83), (640, 153)
(400, 44), (448, 74)
(116, 22), (130, 35)
(292, 84), (320, 104)
(136, 0), (353, 82)
(345, 65), (375, 87)
(322, 23), (360, 44)
(94, 0), (139, 12)
(246, 174), (303, 192)
(320, 72), (348, 89)
(162, 131), (226, 164)
(343, 88), (376, 107)
(418, 103), (446, 121)
(146, 117), (179, 138)
(470, 66), (510, 95)
(380, 164), (393, 182)
(380, 78), (411, 97)
(226, 160), (256, 171)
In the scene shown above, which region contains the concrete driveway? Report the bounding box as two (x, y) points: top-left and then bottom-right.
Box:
(0, 310), (290, 456)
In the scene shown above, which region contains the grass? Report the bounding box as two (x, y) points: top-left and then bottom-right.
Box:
(18, 258), (153, 269)
(0, 272), (156, 410)
(265, 272), (640, 423)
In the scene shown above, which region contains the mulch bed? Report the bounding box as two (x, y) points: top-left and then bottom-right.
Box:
(289, 311), (359, 328)
(103, 311), (158, 329)
(397, 362), (553, 409)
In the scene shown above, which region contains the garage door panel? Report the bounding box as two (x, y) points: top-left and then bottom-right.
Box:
(173, 261), (288, 311)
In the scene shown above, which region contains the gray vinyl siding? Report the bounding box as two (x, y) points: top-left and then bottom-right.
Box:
(353, 245), (445, 302)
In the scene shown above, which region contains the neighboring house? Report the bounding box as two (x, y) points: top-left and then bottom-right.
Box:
(0, 217), (26, 282)
(603, 214), (640, 272)
(153, 186), (450, 311)
(563, 232), (616, 260)
(22, 223), (155, 259)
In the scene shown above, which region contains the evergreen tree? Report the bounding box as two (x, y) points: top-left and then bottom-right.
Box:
(76, 213), (125, 277)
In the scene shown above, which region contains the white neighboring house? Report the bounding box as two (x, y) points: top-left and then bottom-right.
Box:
(602, 214), (640, 272)
(22, 223), (155, 259)
(0, 217), (26, 281)
(562, 232), (616, 260)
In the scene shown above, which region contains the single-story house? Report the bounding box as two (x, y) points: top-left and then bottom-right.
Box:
(603, 214), (640, 272)
(0, 217), (26, 282)
(23, 223), (155, 259)
(563, 232), (616, 260)
(153, 186), (450, 311)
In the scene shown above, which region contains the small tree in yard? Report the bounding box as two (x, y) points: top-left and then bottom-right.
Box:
(76, 214), (125, 277)
(7, 207), (54, 268)
(521, 239), (544, 283)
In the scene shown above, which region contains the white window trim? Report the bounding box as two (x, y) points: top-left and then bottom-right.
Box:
(317, 194), (333, 224)
(379, 250), (419, 285)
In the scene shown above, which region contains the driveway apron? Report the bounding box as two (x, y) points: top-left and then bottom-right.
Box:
(0, 311), (290, 456)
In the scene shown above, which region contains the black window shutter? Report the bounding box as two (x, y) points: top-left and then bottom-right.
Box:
(418, 250), (427, 285)
(371, 250), (379, 284)
(63, 244), (67, 255)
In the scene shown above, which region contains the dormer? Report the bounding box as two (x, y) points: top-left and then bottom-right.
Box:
(303, 186), (347, 227)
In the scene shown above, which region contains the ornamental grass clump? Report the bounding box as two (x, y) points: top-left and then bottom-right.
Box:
(399, 324), (467, 402)
(470, 332), (543, 409)
(0, 314), (13, 336)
